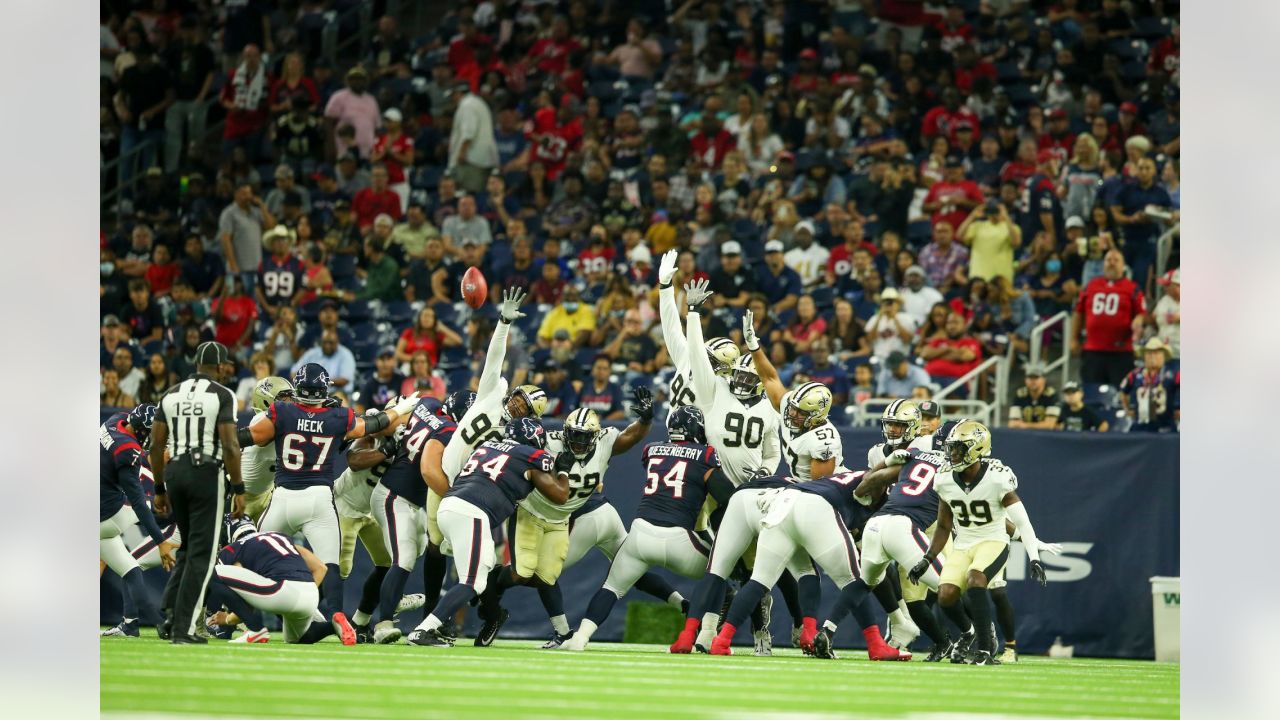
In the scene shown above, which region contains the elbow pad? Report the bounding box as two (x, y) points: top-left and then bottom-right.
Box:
(237, 427), (254, 448)
(363, 411), (391, 434)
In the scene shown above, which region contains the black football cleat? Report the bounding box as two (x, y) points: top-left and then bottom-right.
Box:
(407, 628), (454, 647)
(541, 630), (574, 649)
(355, 624), (373, 644)
(949, 630), (976, 663)
(924, 643), (949, 662)
(474, 608), (510, 647)
(156, 614), (173, 641)
(171, 633), (208, 645)
(812, 628), (838, 660)
(969, 649), (1002, 666)
(438, 619), (459, 641)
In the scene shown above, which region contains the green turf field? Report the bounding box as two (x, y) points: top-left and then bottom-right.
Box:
(101, 631), (1178, 719)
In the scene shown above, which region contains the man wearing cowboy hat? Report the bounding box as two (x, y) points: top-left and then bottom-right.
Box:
(1118, 337), (1179, 433)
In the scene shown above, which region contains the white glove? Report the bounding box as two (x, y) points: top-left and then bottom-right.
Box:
(1036, 541), (1064, 556)
(499, 287), (527, 323)
(887, 449), (911, 466)
(658, 249), (678, 285)
(393, 394), (419, 417)
(742, 309), (760, 352)
(683, 278), (713, 309)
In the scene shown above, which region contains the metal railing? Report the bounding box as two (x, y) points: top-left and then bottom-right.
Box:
(1155, 222), (1180, 301)
(1028, 311), (1072, 389)
(932, 354), (1008, 428)
(855, 396), (1001, 429)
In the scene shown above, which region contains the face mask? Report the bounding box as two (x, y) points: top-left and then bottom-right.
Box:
(1046, 259), (1062, 273)
(101, 262), (115, 275)
(564, 302), (580, 313)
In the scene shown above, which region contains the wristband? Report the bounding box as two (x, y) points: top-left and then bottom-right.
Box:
(231, 483), (246, 496)
(660, 281), (672, 290)
(155, 483), (166, 496)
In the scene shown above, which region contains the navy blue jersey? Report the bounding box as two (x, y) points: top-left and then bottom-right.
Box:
(268, 402), (356, 489)
(99, 413), (166, 545)
(737, 473), (796, 492)
(570, 489), (610, 521)
(448, 440), (555, 526)
(794, 470), (877, 535)
(218, 532), (314, 582)
(876, 449), (946, 530)
(258, 253), (304, 305)
(380, 400), (457, 507)
(636, 441), (720, 529)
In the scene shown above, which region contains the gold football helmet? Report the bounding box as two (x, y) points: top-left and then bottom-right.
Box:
(564, 407), (602, 457)
(252, 376), (294, 413)
(505, 384), (549, 420)
(728, 355), (764, 399)
(944, 419), (992, 472)
(880, 398), (922, 447)
(705, 337), (741, 377)
(784, 382), (833, 431)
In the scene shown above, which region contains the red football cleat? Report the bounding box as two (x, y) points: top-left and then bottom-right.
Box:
(710, 623), (736, 656)
(798, 617), (818, 654)
(670, 618), (699, 654)
(864, 625), (911, 661)
(332, 612), (357, 646)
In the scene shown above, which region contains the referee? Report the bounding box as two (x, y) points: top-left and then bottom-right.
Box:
(149, 341), (244, 645)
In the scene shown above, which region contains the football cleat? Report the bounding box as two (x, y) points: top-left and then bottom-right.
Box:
(156, 615), (173, 641)
(710, 634), (733, 656)
(171, 633), (208, 645)
(969, 649), (1002, 666)
(868, 642), (912, 662)
(230, 628), (269, 644)
(474, 608), (510, 647)
(790, 625), (803, 650)
(407, 628), (454, 647)
(438, 618), (460, 641)
(886, 613), (920, 651)
(949, 630), (976, 663)
(354, 625), (373, 644)
(999, 646), (1019, 664)
(753, 629), (773, 656)
(925, 643), (949, 662)
(812, 629), (838, 660)
(373, 620), (402, 645)
(396, 593), (427, 615)
(330, 612), (357, 646)
(798, 622), (818, 655)
(100, 620), (140, 638)
(694, 642), (711, 654)
(542, 630), (575, 650)
(669, 625), (696, 654)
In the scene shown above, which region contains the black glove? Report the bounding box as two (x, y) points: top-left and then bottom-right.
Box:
(908, 556), (933, 584)
(321, 395), (343, 408)
(630, 386), (654, 423)
(1029, 559), (1047, 587)
(554, 450), (575, 476)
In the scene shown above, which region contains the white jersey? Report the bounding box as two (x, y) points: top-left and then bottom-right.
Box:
(686, 310), (782, 485)
(934, 459), (1019, 549)
(442, 321), (513, 480)
(866, 435), (934, 469)
(659, 284), (718, 420)
(240, 411), (277, 495)
(521, 428), (620, 523)
(778, 415), (846, 482)
(334, 437), (397, 519)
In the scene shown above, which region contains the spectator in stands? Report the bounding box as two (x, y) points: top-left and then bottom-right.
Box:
(269, 52), (320, 115)
(1057, 381), (1109, 432)
(958, 198), (1021, 283)
(400, 351), (445, 400)
(352, 164), (402, 232)
(866, 287), (917, 361)
(1074, 249), (1145, 386)
(1110, 156), (1173, 293)
(1154, 269), (1180, 357)
(333, 152), (370, 196)
(99, 315), (137, 370)
(219, 183), (275, 293)
(367, 16), (411, 83)
(917, 221), (969, 295)
(143, 243), (180, 298)
(275, 98), (323, 174)
(293, 329), (355, 392)
(538, 285), (596, 348)
(602, 309), (659, 378)
(441, 194), (492, 247)
(1025, 249), (1076, 318)
(783, 223), (830, 290)
(390, 204), (439, 261)
(448, 82), (499, 193)
(986, 275), (1037, 356)
(850, 363), (875, 406)
(324, 65), (379, 160)
(755, 241), (802, 314)
(164, 17), (215, 173)
(111, 345), (146, 400)
(372, 108), (413, 211)
(349, 236), (397, 302)
(899, 265), (944, 326)
(782, 295), (827, 356)
(1008, 364), (1061, 429)
(738, 112), (785, 177)
(534, 358), (576, 419)
(266, 165), (311, 216)
(395, 307), (462, 370)
(578, 356), (627, 421)
(606, 18), (663, 80)
(114, 42), (173, 193)
(209, 275), (258, 360)
(135, 352), (176, 406)
(264, 305), (301, 374)
(876, 350), (932, 399)
(920, 311), (983, 387)
(255, 227), (303, 319)
(219, 44), (270, 162)
(115, 224), (154, 279)
(826, 298), (870, 361)
(100, 368), (136, 409)
(402, 235), (452, 304)
(1062, 133), (1102, 221)
(794, 339), (850, 406)
(357, 348), (404, 412)
(234, 352), (276, 411)
(1120, 338), (1179, 433)
(118, 278), (165, 345)
(923, 155), (984, 232)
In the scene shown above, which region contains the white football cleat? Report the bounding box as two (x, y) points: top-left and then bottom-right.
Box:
(374, 620), (403, 645)
(396, 594), (427, 615)
(886, 612), (920, 651)
(559, 637), (587, 652)
(999, 646), (1019, 663)
(230, 628), (269, 644)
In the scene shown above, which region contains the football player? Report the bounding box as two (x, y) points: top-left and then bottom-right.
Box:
(370, 391), (469, 645)
(561, 406), (732, 651)
(656, 249), (741, 416)
(240, 376), (294, 523)
(909, 420), (1059, 665)
(707, 467), (909, 661)
(474, 392), (656, 648)
(118, 461), (182, 573)
(244, 363), (419, 645)
(100, 403), (177, 637)
(406, 418), (568, 647)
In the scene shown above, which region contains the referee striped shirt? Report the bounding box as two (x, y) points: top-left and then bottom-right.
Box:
(157, 373), (236, 461)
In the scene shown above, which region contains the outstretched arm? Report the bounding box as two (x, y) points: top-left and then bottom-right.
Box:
(613, 388), (654, 455)
(657, 250), (689, 364)
(479, 288), (526, 397)
(684, 302), (715, 402)
(744, 309), (785, 410)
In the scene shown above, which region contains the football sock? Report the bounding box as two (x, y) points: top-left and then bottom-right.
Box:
(826, 578), (870, 634)
(991, 587), (1016, 649)
(872, 578), (899, 614)
(689, 574), (727, 620)
(750, 597), (767, 631)
(889, 607), (912, 633)
(725, 580), (770, 629)
(320, 564), (343, 619)
(576, 619), (599, 645)
(797, 572), (820, 622)
(965, 587), (995, 653)
(666, 590), (685, 610)
(941, 598), (974, 635)
(296, 620), (336, 644)
(850, 594), (879, 631)
(378, 567), (411, 621)
(635, 571), (678, 603)
(584, 588), (621, 628)
(420, 583), (477, 631)
(121, 568), (149, 621)
(907, 600), (948, 646)
(550, 614), (571, 636)
(777, 571), (802, 627)
(422, 546), (448, 606)
(537, 582), (565, 619)
(358, 565), (389, 620)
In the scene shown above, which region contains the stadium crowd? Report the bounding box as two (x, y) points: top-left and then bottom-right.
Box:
(100, 0), (1180, 433)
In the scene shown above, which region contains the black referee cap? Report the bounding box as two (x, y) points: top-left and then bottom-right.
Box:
(195, 341), (229, 367)
(917, 400), (941, 418)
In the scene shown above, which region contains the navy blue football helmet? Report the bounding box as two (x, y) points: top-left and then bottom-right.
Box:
(293, 363), (331, 404)
(222, 514), (258, 545)
(667, 405), (707, 444)
(127, 403), (157, 437)
(441, 390), (477, 423)
(504, 417), (547, 450)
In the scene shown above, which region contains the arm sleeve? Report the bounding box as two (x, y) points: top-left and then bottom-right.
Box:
(1005, 501), (1042, 563)
(477, 320), (511, 399)
(659, 284), (689, 364)
(685, 310), (715, 401)
(119, 460), (166, 546)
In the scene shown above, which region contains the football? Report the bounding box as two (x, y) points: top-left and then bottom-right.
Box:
(461, 266), (487, 309)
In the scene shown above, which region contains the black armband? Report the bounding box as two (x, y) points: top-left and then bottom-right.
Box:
(363, 410), (391, 434)
(231, 483), (246, 496)
(154, 483), (166, 496)
(237, 427), (254, 448)
(660, 281), (672, 290)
